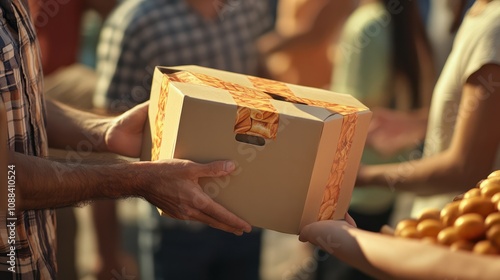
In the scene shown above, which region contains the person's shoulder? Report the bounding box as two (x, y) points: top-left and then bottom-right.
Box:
(459, 5), (500, 52)
(482, 9), (500, 40)
(461, 3), (500, 36)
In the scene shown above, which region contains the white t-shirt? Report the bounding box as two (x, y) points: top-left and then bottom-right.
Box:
(412, 1), (500, 217)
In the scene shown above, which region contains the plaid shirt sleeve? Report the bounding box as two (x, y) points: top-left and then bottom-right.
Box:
(0, 0), (56, 278)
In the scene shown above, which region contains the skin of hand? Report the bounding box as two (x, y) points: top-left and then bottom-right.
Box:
(104, 101), (150, 157)
(103, 102), (252, 234)
(299, 213), (357, 250)
(135, 159), (252, 235)
(298, 216), (387, 278)
(298, 220), (355, 253)
(366, 107), (428, 158)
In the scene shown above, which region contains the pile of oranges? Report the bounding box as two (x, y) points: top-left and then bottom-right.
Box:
(392, 170), (500, 255)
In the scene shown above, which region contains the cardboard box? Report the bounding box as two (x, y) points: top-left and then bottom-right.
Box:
(141, 65), (371, 234)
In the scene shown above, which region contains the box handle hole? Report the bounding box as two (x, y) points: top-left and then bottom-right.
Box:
(235, 134), (265, 146)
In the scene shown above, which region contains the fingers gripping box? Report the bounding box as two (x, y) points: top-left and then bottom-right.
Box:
(141, 65), (371, 234)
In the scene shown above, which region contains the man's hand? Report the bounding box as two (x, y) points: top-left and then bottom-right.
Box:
(135, 159), (252, 235)
(105, 102), (149, 157)
(102, 102), (252, 234)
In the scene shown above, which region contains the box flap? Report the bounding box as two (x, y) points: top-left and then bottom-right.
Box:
(157, 65), (369, 112)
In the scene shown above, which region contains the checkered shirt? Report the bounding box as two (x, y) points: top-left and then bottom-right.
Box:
(0, 0), (56, 278)
(94, 0), (273, 113)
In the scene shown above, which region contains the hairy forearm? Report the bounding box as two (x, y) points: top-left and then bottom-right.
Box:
(12, 150), (143, 210)
(45, 99), (111, 152)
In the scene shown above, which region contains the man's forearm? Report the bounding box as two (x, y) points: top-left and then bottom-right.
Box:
(45, 99), (111, 152)
(12, 150), (141, 210)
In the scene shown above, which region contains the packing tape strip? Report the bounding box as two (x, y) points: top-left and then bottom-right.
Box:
(168, 71), (280, 139)
(151, 76), (171, 161)
(246, 76), (360, 221)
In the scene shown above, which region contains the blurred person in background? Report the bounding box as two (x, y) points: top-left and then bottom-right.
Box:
(299, 1), (500, 278)
(94, 0), (274, 279)
(29, 0), (115, 111)
(365, 0), (493, 216)
(357, 0), (500, 221)
(257, 0), (358, 89)
(364, 0), (475, 228)
(316, 0), (435, 279)
(368, 0), (476, 158)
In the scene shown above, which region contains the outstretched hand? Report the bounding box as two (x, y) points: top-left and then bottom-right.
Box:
(138, 159), (252, 235)
(299, 213), (356, 253)
(103, 102), (252, 234)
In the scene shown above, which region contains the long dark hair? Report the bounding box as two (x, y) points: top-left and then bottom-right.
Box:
(383, 0), (432, 109)
(450, 0), (474, 33)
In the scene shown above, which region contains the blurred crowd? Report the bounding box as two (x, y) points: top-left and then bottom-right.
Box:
(27, 0), (498, 279)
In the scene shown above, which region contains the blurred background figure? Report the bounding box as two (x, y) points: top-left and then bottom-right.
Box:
(94, 0), (273, 113)
(94, 0), (274, 279)
(367, 0), (476, 159)
(315, 0), (435, 279)
(355, 0), (500, 245)
(257, 0), (357, 89)
(365, 0), (477, 226)
(29, 0), (115, 111)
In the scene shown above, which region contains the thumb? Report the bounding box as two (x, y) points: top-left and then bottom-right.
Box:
(298, 224), (313, 242)
(124, 101), (149, 122)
